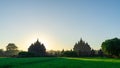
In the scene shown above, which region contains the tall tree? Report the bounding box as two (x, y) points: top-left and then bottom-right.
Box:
(101, 38), (120, 57)
(98, 49), (103, 57)
(5, 43), (19, 56)
(28, 39), (46, 56)
(6, 43), (17, 51)
(91, 49), (95, 56)
(0, 49), (4, 56)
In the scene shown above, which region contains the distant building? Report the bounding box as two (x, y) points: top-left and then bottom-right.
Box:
(73, 38), (91, 56)
(28, 39), (46, 56)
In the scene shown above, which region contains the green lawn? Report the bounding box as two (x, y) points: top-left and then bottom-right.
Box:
(0, 57), (119, 68)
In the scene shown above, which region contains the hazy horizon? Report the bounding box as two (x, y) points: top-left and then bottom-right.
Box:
(0, 0), (120, 51)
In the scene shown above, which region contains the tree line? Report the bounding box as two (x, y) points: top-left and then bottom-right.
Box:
(0, 43), (19, 57)
(0, 38), (120, 58)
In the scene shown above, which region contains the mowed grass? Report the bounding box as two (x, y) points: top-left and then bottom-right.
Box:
(0, 57), (119, 68)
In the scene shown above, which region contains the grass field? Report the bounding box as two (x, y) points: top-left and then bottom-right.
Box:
(0, 57), (119, 68)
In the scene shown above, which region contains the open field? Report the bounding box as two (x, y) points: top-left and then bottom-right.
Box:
(0, 57), (119, 68)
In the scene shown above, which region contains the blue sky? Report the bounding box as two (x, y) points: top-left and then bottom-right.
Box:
(0, 0), (120, 51)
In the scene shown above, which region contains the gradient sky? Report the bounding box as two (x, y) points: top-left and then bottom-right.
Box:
(0, 0), (120, 51)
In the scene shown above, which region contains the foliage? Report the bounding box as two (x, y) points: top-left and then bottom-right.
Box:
(0, 49), (4, 56)
(46, 50), (61, 57)
(6, 43), (17, 51)
(18, 52), (35, 57)
(98, 49), (103, 57)
(0, 38), (119, 58)
(61, 50), (78, 57)
(5, 43), (19, 57)
(90, 49), (95, 56)
(102, 38), (120, 57)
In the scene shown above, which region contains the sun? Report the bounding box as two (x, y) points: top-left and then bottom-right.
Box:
(29, 38), (48, 47)
(25, 34), (53, 50)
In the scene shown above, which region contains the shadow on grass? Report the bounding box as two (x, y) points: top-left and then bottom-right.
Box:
(0, 58), (57, 68)
(0, 57), (119, 68)
(1, 65), (12, 68)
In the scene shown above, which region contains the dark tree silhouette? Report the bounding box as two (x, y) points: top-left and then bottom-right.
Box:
(91, 49), (95, 56)
(18, 52), (35, 57)
(0, 49), (4, 56)
(101, 38), (120, 57)
(28, 39), (46, 56)
(47, 50), (61, 57)
(5, 43), (19, 57)
(73, 38), (91, 56)
(6, 43), (17, 51)
(61, 49), (65, 53)
(98, 49), (103, 57)
(61, 50), (78, 57)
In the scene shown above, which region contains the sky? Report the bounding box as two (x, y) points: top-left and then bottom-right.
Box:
(0, 0), (120, 51)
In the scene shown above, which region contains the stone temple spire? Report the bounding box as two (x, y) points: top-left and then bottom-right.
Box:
(37, 38), (39, 42)
(36, 38), (40, 44)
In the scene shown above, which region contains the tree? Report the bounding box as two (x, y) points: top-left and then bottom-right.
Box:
(5, 43), (19, 57)
(28, 39), (46, 57)
(61, 49), (64, 54)
(61, 50), (78, 57)
(73, 38), (91, 56)
(46, 50), (61, 57)
(18, 52), (35, 57)
(0, 49), (4, 56)
(101, 38), (120, 57)
(46, 50), (56, 57)
(98, 49), (103, 57)
(6, 43), (17, 51)
(90, 49), (95, 56)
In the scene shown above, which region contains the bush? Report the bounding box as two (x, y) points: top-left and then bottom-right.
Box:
(18, 52), (35, 57)
(61, 51), (78, 57)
